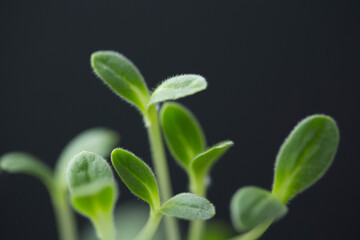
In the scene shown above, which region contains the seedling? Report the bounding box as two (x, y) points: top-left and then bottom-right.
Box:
(0, 50), (339, 240)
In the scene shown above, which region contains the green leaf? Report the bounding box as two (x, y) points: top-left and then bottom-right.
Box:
(0, 152), (54, 190)
(111, 148), (160, 209)
(230, 186), (288, 232)
(55, 127), (119, 190)
(160, 193), (215, 220)
(91, 51), (150, 113)
(66, 151), (118, 219)
(272, 115), (339, 203)
(149, 74), (207, 107)
(160, 102), (206, 169)
(190, 141), (233, 181)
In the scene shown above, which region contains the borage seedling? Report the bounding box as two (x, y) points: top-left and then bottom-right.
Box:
(0, 128), (119, 240)
(0, 50), (340, 240)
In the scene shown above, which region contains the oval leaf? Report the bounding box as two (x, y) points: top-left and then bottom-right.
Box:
(66, 151), (118, 219)
(55, 127), (119, 190)
(149, 74), (207, 107)
(230, 186), (288, 232)
(160, 193), (215, 220)
(91, 51), (150, 113)
(0, 152), (53, 190)
(111, 148), (160, 209)
(190, 141), (234, 180)
(160, 102), (206, 169)
(272, 115), (339, 203)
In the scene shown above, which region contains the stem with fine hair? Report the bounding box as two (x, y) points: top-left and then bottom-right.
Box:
(49, 189), (77, 240)
(145, 105), (181, 240)
(135, 210), (163, 240)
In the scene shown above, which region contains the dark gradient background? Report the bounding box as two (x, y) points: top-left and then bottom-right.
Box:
(0, 0), (359, 239)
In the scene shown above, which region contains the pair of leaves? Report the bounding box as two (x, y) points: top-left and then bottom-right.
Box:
(91, 51), (207, 115)
(66, 151), (118, 219)
(111, 148), (215, 221)
(230, 115), (339, 233)
(0, 128), (119, 193)
(160, 102), (233, 185)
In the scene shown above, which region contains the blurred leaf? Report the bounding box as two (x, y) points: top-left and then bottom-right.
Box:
(272, 115), (339, 203)
(230, 186), (287, 232)
(160, 193), (215, 220)
(91, 51), (150, 113)
(66, 151), (118, 219)
(149, 74), (207, 107)
(0, 152), (53, 189)
(55, 127), (119, 190)
(111, 148), (160, 209)
(160, 102), (206, 169)
(190, 141), (233, 181)
(201, 220), (235, 240)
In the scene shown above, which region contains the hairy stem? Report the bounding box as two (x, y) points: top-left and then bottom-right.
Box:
(229, 221), (272, 240)
(145, 106), (181, 240)
(50, 189), (77, 240)
(135, 210), (163, 240)
(93, 211), (116, 240)
(188, 174), (206, 240)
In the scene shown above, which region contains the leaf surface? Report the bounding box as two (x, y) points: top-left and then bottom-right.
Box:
(160, 193), (215, 220)
(91, 51), (150, 112)
(160, 102), (206, 169)
(66, 151), (117, 218)
(111, 148), (160, 209)
(272, 115), (339, 203)
(55, 127), (119, 190)
(0, 152), (54, 189)
(149, 74), (207, 107)
(230, 186), (287, 232)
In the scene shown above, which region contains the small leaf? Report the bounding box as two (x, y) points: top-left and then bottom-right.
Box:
(149, 74), (207, 107)
(160, 102), (206, 169)
(0, 152), (54, 189)
(190, 141), (233, 181)
(91, 51), (150, 113)
(272, 115), (339, 203)
(55, 127), (119, 190)
(230, 186), (288, 232)
(66, 151), (118, 219)
(160, 193), (215, 220)
(111, 148), (160, 209)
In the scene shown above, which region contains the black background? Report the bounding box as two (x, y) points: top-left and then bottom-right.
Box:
(0, 0), (359, 239)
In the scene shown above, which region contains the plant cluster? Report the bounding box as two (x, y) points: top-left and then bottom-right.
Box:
(0, 51), (339, 240)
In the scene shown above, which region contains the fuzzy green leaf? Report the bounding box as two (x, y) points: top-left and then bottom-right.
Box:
(91, 51), (150, 113)
(160, 102), (206, 169)
(272, 115), (339, 203)
(66, 151), (118, 219)
(149, 74), (207, 107)
(190, 141), (233, 180)
(230, 186), (288, 232)
(160, 193), (215, 220)
(111, 148), (160, 209)
(55, 127), (119, 190)
(0, 152), (54, 189)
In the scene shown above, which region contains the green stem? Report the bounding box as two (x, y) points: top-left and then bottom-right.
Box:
(93, 211), (116, 240)
(50, 189), (77, 240)
(229, 221), (272, 240)
(187, 174), (206, 240)
(135, 210), (163, 240)
(145, 106), (181, 240)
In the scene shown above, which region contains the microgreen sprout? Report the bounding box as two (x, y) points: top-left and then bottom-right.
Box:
(1, 51), (340, 240)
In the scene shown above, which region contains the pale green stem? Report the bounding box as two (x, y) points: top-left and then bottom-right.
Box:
(93, 211), (116, 240)
(228, 221), (272, 240)
(187, 174), (206, 240)
(49, 188), (77, 240)
(145, 106), (181, 240)
(135, 210), (163, 240)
